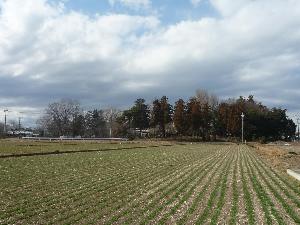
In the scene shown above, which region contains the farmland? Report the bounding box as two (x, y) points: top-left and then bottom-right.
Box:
(0, 141), (300, 224)
(0, 139), (160, 156)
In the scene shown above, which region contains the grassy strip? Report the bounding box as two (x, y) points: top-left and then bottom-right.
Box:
(1, 157), (150, 223)
(247, 151), (300, 224)
(137, 150), (224, 225)
(194, 150), (234, 225)
(46, 147), (202, 221)
(2, 147), (189, 223)
(1, 144), (183, 194)
(80, 166), (189, 224)
(51, 150), (204, 224)
(1, 144), (257, 224)
(178, 145), (228, 225)
(87, 148), (219, 225)
(78, 152), (211, 224)
(0, 144), (170, 158)
(139, 168), (205, 224)
(1, 151), (153, 201)
(1, 169), (122, 221)
(176, 146), (231, 225)
(248, 146), (300, 197)
(51, 170), (171, 224)
(229, 149), (239, 225)
(156, 147), (231, 225)
(243, 147), (285, 225)
(209, 149), (237, 225)
(116, 147), (225, 225)
(1, 150), (197, 224)
(239, 147), (256, 225)
(247, 150), (300, 208)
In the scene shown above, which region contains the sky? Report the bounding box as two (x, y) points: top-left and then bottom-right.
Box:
(0, 0), (300, 127)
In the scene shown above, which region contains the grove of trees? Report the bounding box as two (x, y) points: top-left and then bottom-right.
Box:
(37, 99), (119, 138)
(37, 91), (296, 142)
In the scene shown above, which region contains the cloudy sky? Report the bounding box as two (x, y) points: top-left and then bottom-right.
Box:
(1, 0), (300, 126)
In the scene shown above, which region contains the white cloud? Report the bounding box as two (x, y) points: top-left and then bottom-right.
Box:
(210, 0), (250, 17)
(0, 0), (300, 123)
(190, 0), (203, 7)
(108, 0), (151, 10)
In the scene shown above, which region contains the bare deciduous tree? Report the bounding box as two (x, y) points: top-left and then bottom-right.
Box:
(103, 108), (121, 137)
(38, 99), (82, 137)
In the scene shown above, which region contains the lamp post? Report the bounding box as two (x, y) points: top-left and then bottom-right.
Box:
(4, 109), (8, 135)
(241, 113), (245, 144)
(18, 112), (24, 132)
(109, 108), (113, 138)
(297, 118), (300, 142)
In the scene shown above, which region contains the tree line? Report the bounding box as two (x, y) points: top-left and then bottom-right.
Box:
(37, 90), (296, 142)
(37, 99), (117, 138)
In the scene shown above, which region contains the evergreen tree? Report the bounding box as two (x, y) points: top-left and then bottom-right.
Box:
(151, 96), (173, 137)
(72, 114), (85, 137)
(187, 98), (201, 136)
(130, 98), (150, 136)
(85, 109), (106, 137)
(174, 99), (187, 135)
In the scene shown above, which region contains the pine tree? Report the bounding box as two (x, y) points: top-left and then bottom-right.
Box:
(131, 98), (150, 137)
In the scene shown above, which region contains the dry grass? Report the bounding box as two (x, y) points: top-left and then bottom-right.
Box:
(249, 142), (300, 172)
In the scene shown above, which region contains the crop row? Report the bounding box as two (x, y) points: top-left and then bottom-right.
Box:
(0, 144), (221, 224)
(1, 143), (299, 224)
(240, 145), (300, 225)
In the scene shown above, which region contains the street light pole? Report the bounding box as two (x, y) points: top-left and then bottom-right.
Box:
(110, 108), (113, 138)
(297, 118), (300, 142)
(241, 113), (245, 144)
(4, 109), (8, 135)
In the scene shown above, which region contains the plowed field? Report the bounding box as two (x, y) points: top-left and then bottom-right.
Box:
(0, 142), (299, 224)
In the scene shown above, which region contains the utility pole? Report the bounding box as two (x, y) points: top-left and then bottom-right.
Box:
(18, 112), (24, 138)
(241, 112), (245, 144)
(297, 118), (300, 142)
(110, 108), (113, 138)
(18, 117), (23, 138)
(18, 117), (21, 130)
(3, 109), (8, 135)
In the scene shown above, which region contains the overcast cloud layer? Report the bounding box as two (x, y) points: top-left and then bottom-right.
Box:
(1, 0), (300, 125)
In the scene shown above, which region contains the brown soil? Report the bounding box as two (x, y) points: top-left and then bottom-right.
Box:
(248, 143), (300, 172)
